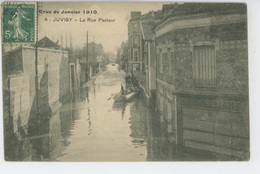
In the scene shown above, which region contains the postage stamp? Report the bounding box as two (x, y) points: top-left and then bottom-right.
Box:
(2, 3), (35, 43)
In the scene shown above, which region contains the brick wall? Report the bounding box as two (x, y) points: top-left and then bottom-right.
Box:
(155, 19), (248, 158)
(216, 41), (248, 90)
(156, 23), (248, 92)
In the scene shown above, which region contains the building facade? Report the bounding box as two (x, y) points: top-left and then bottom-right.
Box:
(118, 41), (129, 72)
(128, 10), (163, 97)
(154, 3), (249, 159)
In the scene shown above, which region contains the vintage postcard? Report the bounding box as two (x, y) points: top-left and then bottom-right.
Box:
(1, 1), (249, 162)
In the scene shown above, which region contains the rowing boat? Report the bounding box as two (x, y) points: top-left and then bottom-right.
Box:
(113, 90), (139, 102)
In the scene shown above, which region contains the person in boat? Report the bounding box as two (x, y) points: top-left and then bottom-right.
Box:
(125, 74), (132, 85)
(132, 76), (138, 88)
(121, 84), (125, 95)
(125, 74), (129, 83)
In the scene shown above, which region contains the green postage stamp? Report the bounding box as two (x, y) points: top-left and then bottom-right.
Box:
(2, 3), (35, 43)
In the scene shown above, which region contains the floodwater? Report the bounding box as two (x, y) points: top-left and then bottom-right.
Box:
(5, 63), (235, 161)
(54, 64), (150, 161)
(4, 63), (240, 161)
(5, 64), (160, 161)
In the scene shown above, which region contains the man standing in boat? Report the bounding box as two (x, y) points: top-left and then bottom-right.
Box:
(121, 84), (125, 95)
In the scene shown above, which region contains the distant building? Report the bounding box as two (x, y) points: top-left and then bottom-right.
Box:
(96, 55), (108, 72)
(154, 3), (248, 159)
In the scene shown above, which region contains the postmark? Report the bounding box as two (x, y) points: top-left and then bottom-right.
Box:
(2, 2), (35, 43)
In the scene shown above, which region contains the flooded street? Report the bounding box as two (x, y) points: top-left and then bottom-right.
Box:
(5, 63), (233, 162)
(54, 64), (149, 161)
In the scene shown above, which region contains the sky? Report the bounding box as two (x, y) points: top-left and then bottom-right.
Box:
(38, 2), (166, 54)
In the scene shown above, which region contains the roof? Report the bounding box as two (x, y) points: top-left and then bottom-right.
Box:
(156, 3), (247, 30)
(37, 36), (60, 49)
(130, 10), (163, 22)
(170, 3), (246, 16)
(140, 21), (156, 40)
(162, 4), (179, 17)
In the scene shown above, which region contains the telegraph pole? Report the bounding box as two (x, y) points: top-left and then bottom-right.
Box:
(35, 2), (39, 117)
(86, 31), (89, 81)
(65, 32), (68, 50)
(70, 33), (73, 54)
(60, 33), (63, 49)
(93, 35), (95, 75)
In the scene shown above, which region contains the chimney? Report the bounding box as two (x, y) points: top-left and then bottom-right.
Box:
(60, 33), (63, 48)
(65, 32), (68, 49)
(162, 4), (177, 18)
(131, 11), (141, 19)
(150, 10), (154, 19)
(70, 33), (73, 53)
(70, 33), (73, 48)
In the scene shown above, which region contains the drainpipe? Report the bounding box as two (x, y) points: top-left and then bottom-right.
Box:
(153, 33), (158, 113)
(148, 41), (151, 97)
(86, 31), (88, 81)
(35, 2), (39, 118)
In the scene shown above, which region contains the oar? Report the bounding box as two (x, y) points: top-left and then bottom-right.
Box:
(107, 93), (112, 100)
(107, 93), (115, 100)
(107, 92), (120, 100)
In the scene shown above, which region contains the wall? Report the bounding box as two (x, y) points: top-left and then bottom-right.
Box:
(217, 41), (248, 90)
(3, 46), (70, 160)
(150, 41), (157, 91)
(3, 74), (31, 161)
(21, 47), (69, 110)
(59, 51), (70, 102)
(2, 47), (23, 75)
(155, 18), (249, 159)
(8, 74), (30, 134)
(156, 23), (248, 91)
(179, 94), (249, 159)
(75, 59), (81, 88)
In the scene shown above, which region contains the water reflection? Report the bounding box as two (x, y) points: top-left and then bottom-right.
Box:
(27, 64), (52, 161)
(112, 101), (127, 119)
(5, 64), (153, 161)
(87, 107), (92, 136)
(5, 64), (229, 161)
(129, 98), (148, 151)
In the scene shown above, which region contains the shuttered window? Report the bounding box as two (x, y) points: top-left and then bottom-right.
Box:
(193, 45), (216, 87)
(167, 101), (172, 121)
(133, 23), (138, 33)
(133, 49), (139, 61)
(133, 36), (139, 47)
(142, 63), (145, 74)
